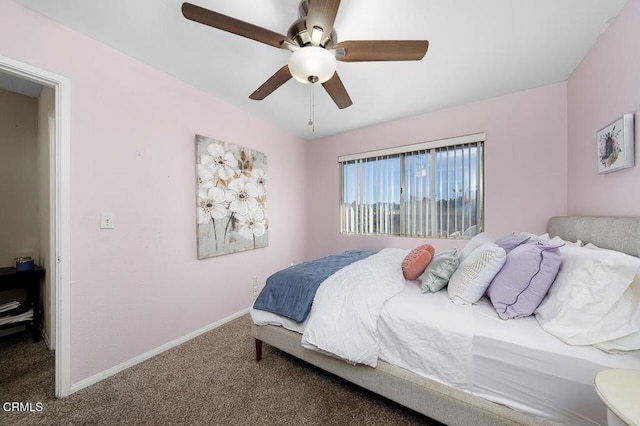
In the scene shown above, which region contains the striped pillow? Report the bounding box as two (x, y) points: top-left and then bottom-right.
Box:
(447, 242), (506, 304)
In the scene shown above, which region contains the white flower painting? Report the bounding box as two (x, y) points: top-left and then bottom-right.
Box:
(196, 135), (268, 258)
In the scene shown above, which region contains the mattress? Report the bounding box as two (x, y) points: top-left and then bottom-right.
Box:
(251, 281), (640, 425)
(470, 296), (640, 425)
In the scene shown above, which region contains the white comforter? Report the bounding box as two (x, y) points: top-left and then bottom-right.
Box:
(378, 285), (474, 389)
(300, 248), (407, 367)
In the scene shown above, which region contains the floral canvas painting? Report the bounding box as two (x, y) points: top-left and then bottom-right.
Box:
(196, 135), (268, 258)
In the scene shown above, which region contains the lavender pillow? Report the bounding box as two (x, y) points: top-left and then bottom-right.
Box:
(494, 233), (530, 254)
(486, 242), (561, 319)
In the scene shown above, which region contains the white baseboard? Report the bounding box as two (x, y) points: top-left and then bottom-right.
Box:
(40, 324), (53, 351)
(68, 308), (250, 395)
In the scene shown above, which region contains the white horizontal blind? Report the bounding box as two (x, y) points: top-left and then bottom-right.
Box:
(340, 135), (484, 238)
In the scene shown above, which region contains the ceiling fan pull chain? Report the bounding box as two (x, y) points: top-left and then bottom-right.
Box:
(308, 83), (315, 132)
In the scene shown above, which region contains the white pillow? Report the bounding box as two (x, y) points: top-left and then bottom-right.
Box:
(448, 242), (506, 304)
(458, 232), (491, 265)
(519, 232), (550, 243)
(535, 243), (640, 346)
(519, 232), (584, 247)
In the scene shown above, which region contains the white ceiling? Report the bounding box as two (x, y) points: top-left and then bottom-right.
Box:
(12, 0), (628, 140)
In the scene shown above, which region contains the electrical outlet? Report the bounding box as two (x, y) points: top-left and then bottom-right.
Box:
(252, 276), (259, 297)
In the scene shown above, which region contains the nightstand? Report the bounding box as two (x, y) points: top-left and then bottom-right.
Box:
(594, 369), (640, 426)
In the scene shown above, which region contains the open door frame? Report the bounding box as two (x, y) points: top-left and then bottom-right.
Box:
(0, 54), (72, 397)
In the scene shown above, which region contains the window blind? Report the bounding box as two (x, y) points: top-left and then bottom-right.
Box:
(340, 134), (484, 238)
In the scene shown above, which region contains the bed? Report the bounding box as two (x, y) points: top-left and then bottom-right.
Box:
(250, 216), (640, 425)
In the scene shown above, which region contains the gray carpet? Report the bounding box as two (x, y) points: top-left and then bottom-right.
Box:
(1, 315), (437, 425)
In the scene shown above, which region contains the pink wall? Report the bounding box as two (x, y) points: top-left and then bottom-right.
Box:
(1, 2), (308, 384)
(306, 83), (569, 259)
(4, 0), (634, 390)
(567, 0), (640, 215)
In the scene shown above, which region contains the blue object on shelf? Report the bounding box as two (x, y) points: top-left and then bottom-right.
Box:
(14, 257), (35, 271)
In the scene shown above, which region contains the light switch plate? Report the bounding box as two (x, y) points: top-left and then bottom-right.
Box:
(100, 212), (115, 229)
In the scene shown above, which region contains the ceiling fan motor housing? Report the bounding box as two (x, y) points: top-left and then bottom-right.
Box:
(287, 18), (336, 48)
(287, 17), (311, 47)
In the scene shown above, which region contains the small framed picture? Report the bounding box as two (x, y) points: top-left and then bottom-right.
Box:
(597, 114), (635, 174)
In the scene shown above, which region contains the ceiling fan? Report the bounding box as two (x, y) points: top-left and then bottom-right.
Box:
(182, 0), (429, 109)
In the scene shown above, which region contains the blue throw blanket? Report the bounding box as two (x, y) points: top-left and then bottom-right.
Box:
(253, 250), (376, 322)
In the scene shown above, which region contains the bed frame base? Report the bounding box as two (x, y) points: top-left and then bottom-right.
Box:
(252, 323), (543, 426)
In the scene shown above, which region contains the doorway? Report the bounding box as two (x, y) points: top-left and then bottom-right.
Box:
(0, 54), (71, 397)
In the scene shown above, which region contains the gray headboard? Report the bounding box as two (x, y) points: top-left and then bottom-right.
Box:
(548, 216), (640, 258)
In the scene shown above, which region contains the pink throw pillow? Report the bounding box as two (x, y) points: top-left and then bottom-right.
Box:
(402, 244), (435, 280)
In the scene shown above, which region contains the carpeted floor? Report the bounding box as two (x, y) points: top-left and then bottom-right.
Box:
(1, 314), (438, 425)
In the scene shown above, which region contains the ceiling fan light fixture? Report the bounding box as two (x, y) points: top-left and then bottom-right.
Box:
(288, 46), (336, 84)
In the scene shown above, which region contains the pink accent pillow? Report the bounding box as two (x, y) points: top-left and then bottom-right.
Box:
(402, 244), (435, 280)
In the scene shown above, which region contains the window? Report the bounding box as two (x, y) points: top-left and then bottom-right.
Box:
(340, 133), (484, 238)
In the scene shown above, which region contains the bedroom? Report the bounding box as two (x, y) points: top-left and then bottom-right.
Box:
(1, 0), (639, 424)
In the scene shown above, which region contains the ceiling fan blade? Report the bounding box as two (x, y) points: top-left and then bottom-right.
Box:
(322, 72), (352, 109)
(306, 0), (341, 43)
(249, 65), (292, 100)
(334, 40), (429, 62)
(182, 2), (291, 49)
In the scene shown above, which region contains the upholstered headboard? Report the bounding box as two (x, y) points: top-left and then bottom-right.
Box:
(548, 216), (640, 258)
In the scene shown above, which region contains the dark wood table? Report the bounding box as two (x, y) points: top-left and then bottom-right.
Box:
(0, 265), (45, 342)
